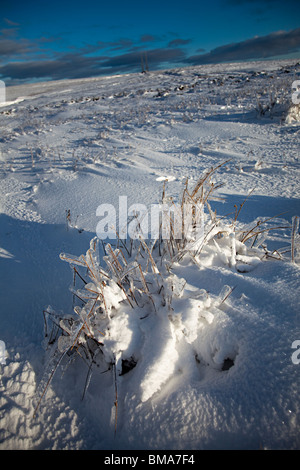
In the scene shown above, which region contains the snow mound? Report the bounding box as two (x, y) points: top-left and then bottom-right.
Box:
(34, 167), (299, 450)
(1, 60), (300, 450)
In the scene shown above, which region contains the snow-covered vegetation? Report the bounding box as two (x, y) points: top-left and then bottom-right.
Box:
(0, 59), (299, 450)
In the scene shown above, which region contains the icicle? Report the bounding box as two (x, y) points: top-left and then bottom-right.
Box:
(229, 232), (236, 268)
(217, 285), (236, 306)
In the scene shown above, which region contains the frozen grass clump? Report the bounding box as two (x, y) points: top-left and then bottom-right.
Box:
(34, 162), (297, 429)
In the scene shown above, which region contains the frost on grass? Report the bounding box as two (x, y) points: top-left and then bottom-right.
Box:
(34, 163), (297, 426)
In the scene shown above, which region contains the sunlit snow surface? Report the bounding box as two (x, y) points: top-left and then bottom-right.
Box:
(0, 59), (299, 450)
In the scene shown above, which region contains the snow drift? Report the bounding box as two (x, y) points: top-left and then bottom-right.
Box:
(0, 59), (299, 450)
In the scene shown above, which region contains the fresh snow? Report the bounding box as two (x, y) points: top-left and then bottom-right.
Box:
(0, 59), (300, 450)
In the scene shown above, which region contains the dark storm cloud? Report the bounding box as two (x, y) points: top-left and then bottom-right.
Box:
(0, 47), (187, 83)
(1, 23), (300, 85)
(0, 27), (34, 57)
(0, 36), (32, 56)
(186, 28), (300, 65)
(0, 54), (105, 81)
(0, 26), (61, 59)
(3, 18), (20, 26)
(109, 38), (134, 51)
(168, 38), (191, 48)
(140, 35), (157, 43)
(98, 47), (186, 70)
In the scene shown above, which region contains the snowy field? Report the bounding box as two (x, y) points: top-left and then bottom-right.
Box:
(0, 59), (299, 450)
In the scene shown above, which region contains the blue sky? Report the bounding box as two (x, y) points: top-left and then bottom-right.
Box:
(1, 0), (300, 85)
